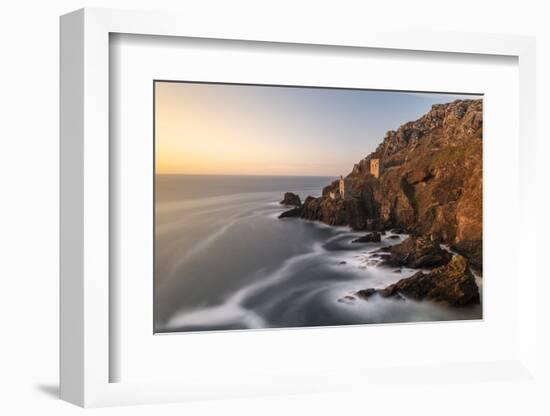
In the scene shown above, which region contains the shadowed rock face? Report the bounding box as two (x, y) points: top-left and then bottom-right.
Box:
(352, 232), (381, 243)
(280, 192), (301, 207)
(298, 99), (483, 271)
(278, 207), (302, 218)
(375, 236), (452, 269)
(356, 255), (480, 306)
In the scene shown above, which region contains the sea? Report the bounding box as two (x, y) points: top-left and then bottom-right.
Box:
(154, 174), (482, 333)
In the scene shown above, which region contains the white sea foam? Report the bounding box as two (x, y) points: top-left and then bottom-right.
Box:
(165, 302), (267, 330)
(166, 243), (326, 330)
(166, 227), (420, 331)
(157, 176), (482, 332)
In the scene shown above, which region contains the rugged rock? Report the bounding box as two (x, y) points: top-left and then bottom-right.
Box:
(338, 295), (356, 304)
(375, 236), (452, 268)
(356, 288), (405, 302)
(280, 192), (301, 207)
(300, 178), (383, 230)
(357, 255), (480, 306)
(287, 99), (483, 271)
(352, 232), (382, 243)
(278, 207), (302, 218)
(355, 288), (377, 299)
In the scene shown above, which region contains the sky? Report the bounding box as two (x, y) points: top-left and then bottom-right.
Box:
(155, 81), (481, 176)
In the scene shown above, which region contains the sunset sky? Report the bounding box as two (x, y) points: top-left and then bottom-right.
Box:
(155, 82), (481, 176)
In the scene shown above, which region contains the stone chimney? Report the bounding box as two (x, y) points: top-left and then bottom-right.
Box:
(338, 175), (345, 199)
(370, 159), (380, 178)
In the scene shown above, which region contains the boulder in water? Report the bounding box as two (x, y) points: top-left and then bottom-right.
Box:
(357, 255), (479, 306)
(352, 232), (382, 243)
(375, 236), (452, 268)
(280, 192), (301, 207)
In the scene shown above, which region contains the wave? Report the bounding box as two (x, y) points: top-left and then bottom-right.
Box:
(163, 228), (414, 332)
(156, 189), (482, 332)
(165, 242), (326, 331)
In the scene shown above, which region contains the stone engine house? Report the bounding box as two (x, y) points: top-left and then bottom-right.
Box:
(328, 175), (350, 200)
(338, 175), (346, 198)
(369, 158), (380, 178)
(329, 159), (380, 201)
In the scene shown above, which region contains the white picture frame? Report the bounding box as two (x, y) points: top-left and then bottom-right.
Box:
(60, 7), (538, 408)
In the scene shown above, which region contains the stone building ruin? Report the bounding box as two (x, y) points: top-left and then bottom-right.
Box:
(369, 158), (379, 178)
(329, 159), (379, 201)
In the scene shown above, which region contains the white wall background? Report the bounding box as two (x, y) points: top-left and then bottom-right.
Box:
(0, 0), (548, 415)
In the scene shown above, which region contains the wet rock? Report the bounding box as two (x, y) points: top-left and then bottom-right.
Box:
(278, 207), (302, 218)
(355, 288), (377, 300)
(355, 287), (405, 302)
(280, 192), (301, 207)
(339, 261), (347, 265)
(338, 295), (356, 304)
(387, 235), (400, 240)
(370, 253), (389, 259)
(352, 232), (381, 243)
(372, 255), (480, 306)
(376, 236), (452, 268)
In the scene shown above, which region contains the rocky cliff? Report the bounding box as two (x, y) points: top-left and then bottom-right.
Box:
(284, 99), (483, 271)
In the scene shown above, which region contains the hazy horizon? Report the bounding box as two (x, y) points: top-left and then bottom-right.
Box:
(156, 172), (335, 177)
(155, 82), (481, 176)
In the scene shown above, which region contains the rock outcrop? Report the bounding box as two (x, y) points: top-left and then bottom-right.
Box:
(352, 232), (382, 243)
(375, 236), (452, 268)
(280, 192), (301, 207)
(278, 207), (302, 218)
(356, 255), (480, 306)
(287, 99), (483, 271)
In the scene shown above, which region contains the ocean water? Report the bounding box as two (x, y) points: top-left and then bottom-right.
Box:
(155, 174), (482, 333)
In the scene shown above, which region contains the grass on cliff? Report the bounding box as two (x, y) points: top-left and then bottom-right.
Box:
(418, 138), (480, 171)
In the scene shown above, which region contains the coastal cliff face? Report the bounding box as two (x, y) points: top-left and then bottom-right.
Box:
(298, 99), (483, 270)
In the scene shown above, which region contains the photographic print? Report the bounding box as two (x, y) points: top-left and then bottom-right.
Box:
(154, 81), (483, 333)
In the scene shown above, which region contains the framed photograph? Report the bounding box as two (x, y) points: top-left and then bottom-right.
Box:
(153, 80), (483, 335)
(60, 8), (538, 408)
